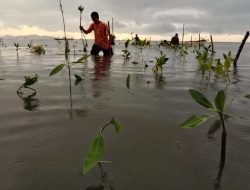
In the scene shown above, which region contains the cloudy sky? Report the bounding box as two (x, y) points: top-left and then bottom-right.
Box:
(0, 0), (249, 41)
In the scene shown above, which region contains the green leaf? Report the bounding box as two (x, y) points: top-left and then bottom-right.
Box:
(189, 89), (214, 109)
(72, 55), (89, 64)
(244, 94), (250, 99)
(126, 74), (130, 89)
(180, 115), (210, 128)
(74, 74), (83, 85)
(223, 113), (245, 120)
(215, 90), (226, 112)
(23, 74), (38, 87)
(110, 117), (123, 133)
(49, 64), (65, 76)
(83, 133), (104, 175)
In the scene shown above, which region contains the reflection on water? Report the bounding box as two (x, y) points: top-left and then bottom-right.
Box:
(154, 73), (166, 89)
(17, 91), (40, 111)
(207, 120), (221, 139)
(1, 41), (250, 190)
(92, 56), (111, 81)
(214, 161), (225, 190)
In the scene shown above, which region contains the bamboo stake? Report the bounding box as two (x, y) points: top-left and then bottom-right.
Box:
(210, 35), (214, 55)
(233, 31), (249, 68)
(182, 23), (185, 46)
(199, 34), (201, 50)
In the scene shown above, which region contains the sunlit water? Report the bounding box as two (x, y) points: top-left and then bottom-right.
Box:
(0, 38), (250, 190)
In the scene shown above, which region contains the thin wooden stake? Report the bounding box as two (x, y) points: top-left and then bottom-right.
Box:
(182, 23), (185, 46)
(233, 31), (249, 68)
(199, 34), (201, 50)
(210, 35), (214, 55)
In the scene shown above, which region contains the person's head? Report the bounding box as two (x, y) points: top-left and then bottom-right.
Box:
(91, 12), (99, 23)
(175, 33), (178, 37)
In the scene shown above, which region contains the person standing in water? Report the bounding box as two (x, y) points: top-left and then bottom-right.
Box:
(80, 11), (113, 56)
(170, 33), (180, 46)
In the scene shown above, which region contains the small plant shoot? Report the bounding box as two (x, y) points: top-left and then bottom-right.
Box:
(31, 44), (46, 55)
(122, 49), (131, 59)
(14, 42), (19, 57)
(180, 89), (244, 162)
(17, 74), (39, 96)
(152, 51), (169, 74)
(83, 117), (123, 175)
(78, 5), (87, 52)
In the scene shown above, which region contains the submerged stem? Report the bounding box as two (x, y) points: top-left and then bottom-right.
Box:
(219, 112), (227, 162)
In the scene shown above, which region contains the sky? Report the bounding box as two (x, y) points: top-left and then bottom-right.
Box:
(0, 0), (249, 42)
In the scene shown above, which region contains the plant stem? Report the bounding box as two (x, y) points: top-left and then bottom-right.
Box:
(100, 122), (111, 134)
(59, 0), (67, 40)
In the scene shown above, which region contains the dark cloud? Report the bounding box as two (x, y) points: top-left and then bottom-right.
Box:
(0, 0), (249, 37)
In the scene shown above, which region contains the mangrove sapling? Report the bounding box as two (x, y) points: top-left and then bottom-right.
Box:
(31, 44), (46, 55)
(27, 41), (32, 53)
(135, 39), (148, 66)
(14, 42), (19, 57)
(52, 0), (89, 85)
(180, 89), (244, 162)
(176, 45), (188, 58)
(83, 117), (123, 175)
(212, 51), (233, 83)
(152, 50), (169, 74)
(17, 74), (38, 96)
(195, 45), (213, 76)
(78, 5), (87, 52)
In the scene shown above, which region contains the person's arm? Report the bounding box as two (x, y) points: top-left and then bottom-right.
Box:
(79, 23), (94, 34)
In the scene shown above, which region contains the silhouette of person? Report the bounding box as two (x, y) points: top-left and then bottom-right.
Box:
(134, 34), (140, 43)
(170, 33), (179, 46)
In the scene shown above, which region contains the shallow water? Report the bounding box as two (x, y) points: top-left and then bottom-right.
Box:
(0, 38), (250, 190)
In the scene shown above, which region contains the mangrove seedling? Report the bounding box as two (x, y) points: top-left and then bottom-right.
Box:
(78, 5), (87, 52)
(195, 45), (213, 75)
(14, 42), (19, 57)
(122, 49), (131, 59)
(27, 41), (32, 53)
(180, 89), (243, 162)
(31, 44), (45, 55)
(83, 117), (123, 175)
(17, 74), (38, 96)
(52, 1), (89, 85)
(152, 50), (169, 74)
(135, 39), (149, 66)
(177, 45), (188, 58)
(212, 51), (233, 83)
(245, 94), (250, 99)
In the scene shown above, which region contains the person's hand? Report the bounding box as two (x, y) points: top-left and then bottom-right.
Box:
(79, 25), (84, 31)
